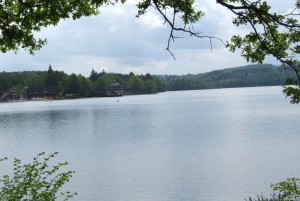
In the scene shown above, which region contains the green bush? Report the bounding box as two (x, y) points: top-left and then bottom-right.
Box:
(247, 178), (300, 201)
(0, 152), (76, 201)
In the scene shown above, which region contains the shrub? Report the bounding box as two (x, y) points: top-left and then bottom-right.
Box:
(0, 152), (76, 201)
(246, 178), (300, 201)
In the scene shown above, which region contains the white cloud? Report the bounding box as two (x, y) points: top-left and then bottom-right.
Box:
(139, 12), (165, 29)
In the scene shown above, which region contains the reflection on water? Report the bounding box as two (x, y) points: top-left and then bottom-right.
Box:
(0, 86), (300, 201)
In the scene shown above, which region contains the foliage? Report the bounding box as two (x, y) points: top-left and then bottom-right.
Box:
(0, 67), (164, 99)
(0, 0), (103, 53)
(246, 194), (283, 201)
(283, 78), (300, 104)
(145, 79), (158, 94)
(0, 152), (76, 201)
(128, 76), (145, 94)
(137, 0), (204, 24)
(215, 0), (300, 103)
(89, 68), (99, 82)
(1, 64), (298, 99)
(157, 64), (296, 91)
(94, 74), (113, 92)
(271, 178), (300, 200)
(220, 0), (300, 72)
(136, 0), (209, 57)
(246, 178), (300, 201)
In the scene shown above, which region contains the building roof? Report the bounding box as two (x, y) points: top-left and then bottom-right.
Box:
(107, 81), (124, 91)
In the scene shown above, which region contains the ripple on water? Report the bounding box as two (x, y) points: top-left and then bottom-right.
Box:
(0, 87), (300, 201)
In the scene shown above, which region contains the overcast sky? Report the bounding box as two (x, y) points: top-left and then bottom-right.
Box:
(0, 0), (293, 77)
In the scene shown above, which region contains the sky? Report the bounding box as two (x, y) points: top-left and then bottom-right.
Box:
(0, 0), (293, 77)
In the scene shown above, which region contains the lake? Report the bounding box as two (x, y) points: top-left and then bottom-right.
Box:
(0, 86), (300, 201)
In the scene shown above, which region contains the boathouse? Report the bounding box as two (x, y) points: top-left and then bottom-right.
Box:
(106, 81), (125, 97)
(0, 87), (19, 101)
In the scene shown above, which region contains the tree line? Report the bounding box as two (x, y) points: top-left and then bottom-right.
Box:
(1, 64), (297, 100)
(158, 64), (297, 91)
(0, 65), (165, 99)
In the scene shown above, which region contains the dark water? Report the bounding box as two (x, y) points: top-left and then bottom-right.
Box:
(0, 86), (300, 201)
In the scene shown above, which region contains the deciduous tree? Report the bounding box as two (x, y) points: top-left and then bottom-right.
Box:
(128, 76), (144, 94)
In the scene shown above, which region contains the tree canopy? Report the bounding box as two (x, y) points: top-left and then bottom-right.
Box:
(0, 68), (165, 99)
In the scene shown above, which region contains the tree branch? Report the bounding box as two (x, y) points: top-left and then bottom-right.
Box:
(152, 0), (224, 59)
(216, 0), (300, 81)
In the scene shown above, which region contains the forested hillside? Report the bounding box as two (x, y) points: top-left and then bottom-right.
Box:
(156, 64), (296, 91)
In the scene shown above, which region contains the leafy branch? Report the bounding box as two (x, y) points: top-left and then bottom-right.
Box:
(136, 0), (225, 59)
(216, 0), (300, 81)
(0, 152), (76, 201)
(246, 177), (300, 201)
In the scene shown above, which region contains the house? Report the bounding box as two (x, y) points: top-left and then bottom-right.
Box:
(106, 81), (125, 97)
(25, 88), (55, 99)
(0, 87), (55, 101)
(0, 87), (21, 101)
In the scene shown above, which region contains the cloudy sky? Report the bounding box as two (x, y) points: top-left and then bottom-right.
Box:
(0, 0), (293, 77)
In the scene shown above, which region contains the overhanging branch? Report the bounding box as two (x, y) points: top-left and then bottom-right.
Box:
(152, 0), (224, 60)
(216, 0), (300, 81)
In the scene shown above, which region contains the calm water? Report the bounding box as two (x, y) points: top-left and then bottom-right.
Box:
(0, 86), (300, 201)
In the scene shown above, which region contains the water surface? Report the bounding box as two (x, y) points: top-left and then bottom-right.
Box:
(0, 86), (300, 201)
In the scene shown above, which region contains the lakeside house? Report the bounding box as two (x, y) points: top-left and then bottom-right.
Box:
(106, 80), (125, 97)
(26, 89), (55, 99)
(0, 87), (55, 101)
(0, 87), (19, 101)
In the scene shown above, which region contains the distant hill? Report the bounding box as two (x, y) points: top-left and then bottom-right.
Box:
(155, 64), (297, 91)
